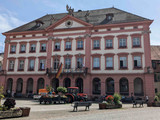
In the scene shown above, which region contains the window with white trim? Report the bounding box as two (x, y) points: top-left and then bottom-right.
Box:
(93, 57), (100, 68)
(41, 43), (46, 51)
(40, 59), (46, 70)
(119, 39), (126, 48)
(77, 40), (83, 49)
(30, 44), (36, 52)
(106, 39), (113, 48)
(106, 57), (113, 68)
(65, 58), (71, 69)
(77, 57), (83, 68)
(65, 41), (71, 50)
(19, 60), (24, 70)
(55, 42), (60, 50)
(11, 45), (16, 53)
(9, 60), (14, 70)
(93, 40), (100, 49)
(29, 59), (35, 70)
(133, 37), (140, 47)
(53, 59), (59, 69)
(134, 56), (141, 68)
(20, 44), (26, 52)
(120, 57), (127, 68)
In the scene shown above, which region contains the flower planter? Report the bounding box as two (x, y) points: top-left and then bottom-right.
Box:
(20, 107), (31, 117)
(99, 103), (106, 109)
(147, 102), (153, 107)
(106, 104), (122, 109)
(0, 109), (22, 119)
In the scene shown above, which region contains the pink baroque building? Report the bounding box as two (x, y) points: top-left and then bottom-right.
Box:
(0, 7), (155, 100)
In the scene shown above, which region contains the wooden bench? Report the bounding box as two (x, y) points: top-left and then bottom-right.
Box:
(133, 100), (144, 107)
(71, 101), (92, 112)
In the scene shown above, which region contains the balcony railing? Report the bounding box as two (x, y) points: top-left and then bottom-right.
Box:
(0, 70), (6, 75)
(46, 67), (88, 76)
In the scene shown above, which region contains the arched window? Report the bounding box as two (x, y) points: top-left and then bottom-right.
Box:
(7, 78), (13, 92)
(76, 77), (83, 93)
(51, 78), (59, 92)
(26, 78), (33, 94)
(119, 78), (129, 95)
(63, 78), (71, 88)
(92, 78), (101, 94)
(134, 78), (143, 96)
(37, 78), (45, 93)
(16, 78), (23, 93)
(106, 78), (114, 95)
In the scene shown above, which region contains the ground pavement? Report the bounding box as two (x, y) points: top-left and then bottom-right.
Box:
(2, 99), (160, 120)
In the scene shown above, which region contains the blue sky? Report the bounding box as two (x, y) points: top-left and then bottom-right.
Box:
(0, 0), (160, 53)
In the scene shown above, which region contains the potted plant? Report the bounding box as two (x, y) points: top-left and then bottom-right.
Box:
(3, 98), (16, 110)
(57, 87), (67, 96)
(0, 86), (4, 106)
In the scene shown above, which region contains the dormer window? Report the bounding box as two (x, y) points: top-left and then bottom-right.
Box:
(35, 20), (43, 27)
(106, 13), (114, 21)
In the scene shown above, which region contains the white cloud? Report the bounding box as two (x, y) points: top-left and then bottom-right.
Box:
(0, 6), (25, 53)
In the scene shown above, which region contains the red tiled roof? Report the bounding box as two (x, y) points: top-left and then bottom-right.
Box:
(151, 46), (160, 60)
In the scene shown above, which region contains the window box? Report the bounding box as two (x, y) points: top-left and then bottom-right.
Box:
(133, 45), (140, 48)
(77, 48), (83, 50)
(29, 50), (35, 53)
(93, 47), (100, 49)
(120, 67), (127, 69)
(106, 67), (113, 70)
(10, 51), (16, 54)
(20, 51), (25, 53)
(18, 69), (24, 71)
(39, 69), (45, 71)
(65, 48), (71, 50)
(134, 66), (142, 69)
(54, 49), (60, 51)
(106, 47), (113, 49)
(93, 67), (100, 70)
(28, 68), (34, 71)
(8, 69), (14, 71)
(40, 50), (46, 52)
(119, 46), (126, 48)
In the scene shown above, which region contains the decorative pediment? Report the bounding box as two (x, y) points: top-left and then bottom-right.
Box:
(46, 15), (92, 30)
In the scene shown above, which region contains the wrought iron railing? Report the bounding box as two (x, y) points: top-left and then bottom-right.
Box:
(0, 70), (6, 75)
(46, 67), (88, 75)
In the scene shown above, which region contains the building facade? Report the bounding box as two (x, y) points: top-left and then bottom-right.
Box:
(0, 53), (3, 71)
(0, 7), (155, 100)
(151, 46), (160, 93)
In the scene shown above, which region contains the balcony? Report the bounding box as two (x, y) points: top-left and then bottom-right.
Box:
(0, 70), (6, 75)
(46, 67), (88, 77)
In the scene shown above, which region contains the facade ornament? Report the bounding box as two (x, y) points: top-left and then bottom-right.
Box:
(84, 34), (91, 38)
(48, 36), (54, 40)
(66, 5), (74, 16)
(142, 30), (151, 34)
(5, 39), (10, 43)
(85, 11), (90, 22)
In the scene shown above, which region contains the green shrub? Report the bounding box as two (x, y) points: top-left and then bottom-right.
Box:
(46, 86), (54, 93)
(156, 92), (160, 99)
(57, 87), (67, 94)
(154, 96), (159, 102)
(113, 93), (121, 104)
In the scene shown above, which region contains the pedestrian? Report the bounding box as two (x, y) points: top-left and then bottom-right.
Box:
(146, 96), (149, 103)
(7, 89), (11, 97)
(131, 93), (134, 102)
(12, 90), (14, 97)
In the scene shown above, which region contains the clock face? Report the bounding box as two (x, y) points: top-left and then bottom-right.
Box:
(65, 20), (73, 28)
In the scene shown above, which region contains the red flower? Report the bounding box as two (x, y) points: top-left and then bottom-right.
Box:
(106, 95), (114, 101)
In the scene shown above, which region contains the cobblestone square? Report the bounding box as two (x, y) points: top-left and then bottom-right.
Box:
(2, 99), (160, 120)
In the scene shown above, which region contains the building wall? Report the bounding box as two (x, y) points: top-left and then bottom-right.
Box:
(0, 16), (155, 101)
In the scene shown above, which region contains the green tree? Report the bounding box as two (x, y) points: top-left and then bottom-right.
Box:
(0, 86), (4, 106)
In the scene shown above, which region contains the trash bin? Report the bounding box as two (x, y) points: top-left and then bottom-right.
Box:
(20, 107), (31, 117)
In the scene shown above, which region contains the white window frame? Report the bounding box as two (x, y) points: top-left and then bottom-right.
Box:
(93, 57), (100, 68)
